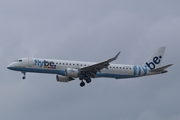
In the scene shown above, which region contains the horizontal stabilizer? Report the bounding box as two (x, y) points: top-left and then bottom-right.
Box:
(150, 64), (173, 72)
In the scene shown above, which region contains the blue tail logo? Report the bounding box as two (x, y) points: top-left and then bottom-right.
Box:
(145, 56), (162, 70)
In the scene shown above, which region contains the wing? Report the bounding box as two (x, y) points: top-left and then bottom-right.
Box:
(79, 52), (120, 78)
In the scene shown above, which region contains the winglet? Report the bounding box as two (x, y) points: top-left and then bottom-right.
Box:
(108, 52), (120, 62)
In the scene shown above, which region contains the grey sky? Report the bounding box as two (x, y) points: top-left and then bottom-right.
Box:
(0, 0), (180, 120)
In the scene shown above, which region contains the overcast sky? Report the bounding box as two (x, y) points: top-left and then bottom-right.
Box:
(0, 0), (180, 120)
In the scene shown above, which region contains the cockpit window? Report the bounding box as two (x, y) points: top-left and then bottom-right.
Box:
(15, 59), (22, 62)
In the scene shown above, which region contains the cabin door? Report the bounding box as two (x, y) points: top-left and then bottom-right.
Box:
(28, 58), (33, 67)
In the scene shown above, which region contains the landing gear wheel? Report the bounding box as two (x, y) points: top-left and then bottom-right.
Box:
(86, 79), (91, 83)
(22, 72), (26, 80)
(80, 81), (85, 87)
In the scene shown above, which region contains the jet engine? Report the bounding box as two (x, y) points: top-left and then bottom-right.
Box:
(65, 68), (79, 77)
(56, 75), (74, 82)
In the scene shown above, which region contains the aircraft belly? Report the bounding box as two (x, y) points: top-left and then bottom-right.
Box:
(98, 69), (134, 79)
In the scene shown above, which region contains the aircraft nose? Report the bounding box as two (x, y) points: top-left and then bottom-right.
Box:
(7, 63), (15, 70)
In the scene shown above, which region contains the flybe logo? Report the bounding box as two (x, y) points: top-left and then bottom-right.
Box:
(34, 59), (56, 69)
(145, 56), (162, 70)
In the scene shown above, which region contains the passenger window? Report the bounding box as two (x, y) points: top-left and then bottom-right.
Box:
(18, 59), (22, 62)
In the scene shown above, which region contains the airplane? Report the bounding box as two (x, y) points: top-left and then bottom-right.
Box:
(7, 47), (172, 87)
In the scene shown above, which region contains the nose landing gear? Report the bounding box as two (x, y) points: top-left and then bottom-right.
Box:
(22, 72), (26, 79)
(22, 76), (26, 79)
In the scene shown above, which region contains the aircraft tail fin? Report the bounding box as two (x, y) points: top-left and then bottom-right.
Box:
(143, 47), (166, 70)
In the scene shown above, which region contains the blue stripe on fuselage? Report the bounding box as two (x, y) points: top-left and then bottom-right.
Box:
(133, 65), (147, 76)
(96, 72), (135, 79)
(10, 67), (135, 79)
(9, 67), (66, 75)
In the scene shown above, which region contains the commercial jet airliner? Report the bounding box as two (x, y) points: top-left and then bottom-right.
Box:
(7, 47), (172, 87)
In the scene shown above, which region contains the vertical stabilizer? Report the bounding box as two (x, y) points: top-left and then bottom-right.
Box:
(143, 47), (166, 70)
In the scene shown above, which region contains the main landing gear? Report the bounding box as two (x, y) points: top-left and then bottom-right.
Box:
(80, 81), (85, 87)
(85, 78), (91, 83)
(22, 72), (26, 79)
(79, 78), (92, 87)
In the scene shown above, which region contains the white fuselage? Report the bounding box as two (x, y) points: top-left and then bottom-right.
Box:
(7, 57), (159, 79)
(7, 47), (171, 87)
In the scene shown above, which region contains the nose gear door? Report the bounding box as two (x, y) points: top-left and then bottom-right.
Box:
(28, 58), (33, 67)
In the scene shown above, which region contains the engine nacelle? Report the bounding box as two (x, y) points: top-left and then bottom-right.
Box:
(56, 75), (73, 82)
(65, 68), (79, 77)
